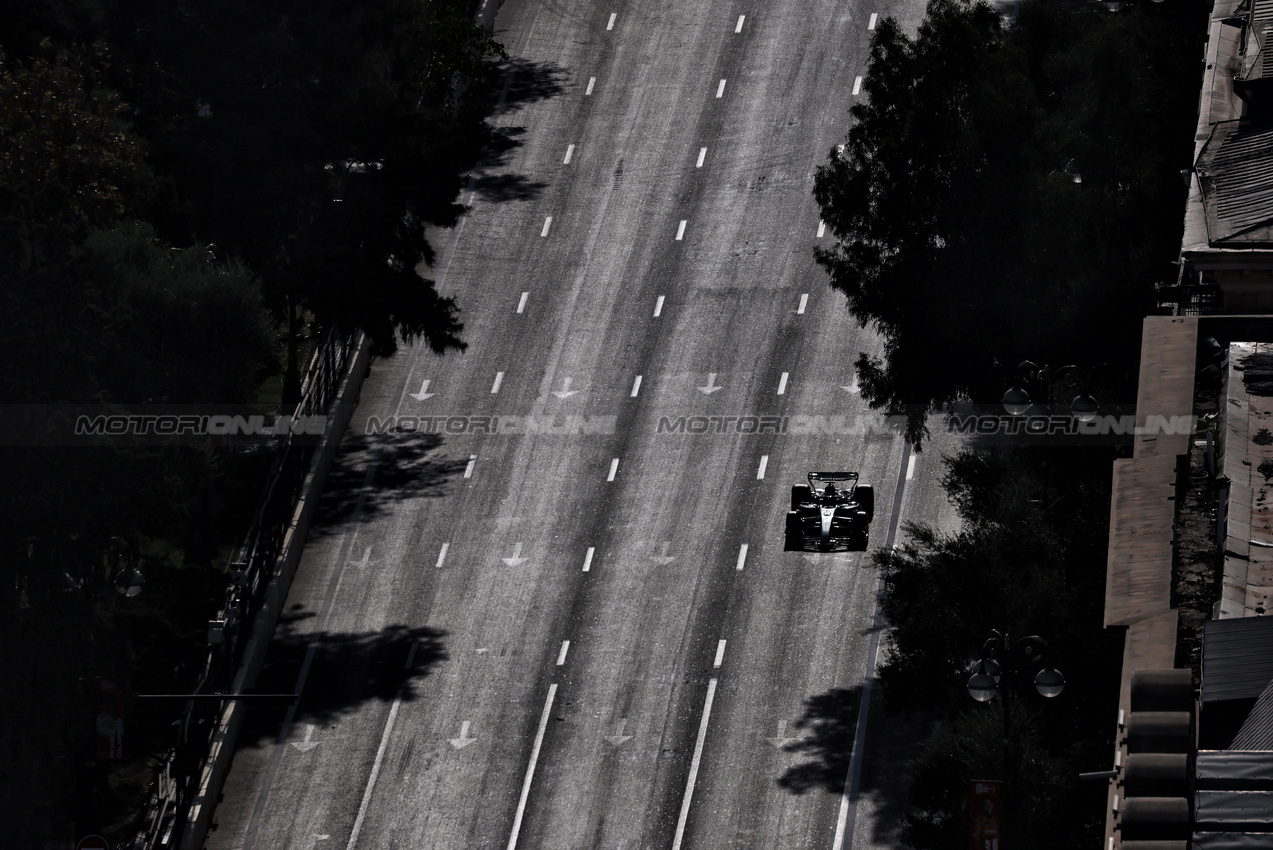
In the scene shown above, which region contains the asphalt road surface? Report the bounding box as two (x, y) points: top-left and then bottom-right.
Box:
(203, 0), (952, 848)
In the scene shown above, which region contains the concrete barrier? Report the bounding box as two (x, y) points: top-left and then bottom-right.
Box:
(180, 334), (372, 850)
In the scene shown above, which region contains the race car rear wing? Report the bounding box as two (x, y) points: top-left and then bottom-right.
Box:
(808, 472), (860, 480)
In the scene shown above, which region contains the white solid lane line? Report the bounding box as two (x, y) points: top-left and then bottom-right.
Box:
(676, 220), (687, 240)
(868, 12), (878, 29)
(654, 295), (665, 317)
(345, 683), (403, 850)
(556, 641), (570, 666)
(671, 678), (718, 850)
(563, 144), (574, 164)
(583, 547), (595, 572)
(541, 216), (552, 237)
(464, 455), (476, 479)
(736, 544), (749, 572)
(491, 371), (504, 394)
(906, 453), (917, 480)
(757, 455), (769, 479)
(736, 14), (745, 32)
(607, 12), (616, 29)
(778, 372), (789, 395)
(516, 292), (528, 313)
(607, 458), (619, 481)
(586, 76), (596, 95)
(798, 293), (808, 314)
(853, 76), (863, 96)
(435, 542), (449, 569)
(716, 79), (726, 98)
(697, 147), (707, 167)
(631, 374), (643, 397)
(506, 684), (557, 850)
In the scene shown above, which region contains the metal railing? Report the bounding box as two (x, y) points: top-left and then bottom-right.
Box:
(131, 326), (356, 848)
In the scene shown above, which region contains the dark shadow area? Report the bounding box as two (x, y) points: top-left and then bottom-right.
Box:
(236, 614), (448, 747)
(495, 58), (570, 114)
(306, 431), (466, 537)
(465, 59), (569, 203)
(778, 686), (863, 794)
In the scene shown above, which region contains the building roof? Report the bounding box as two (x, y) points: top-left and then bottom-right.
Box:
(1232, 679), (1273, 749)
(1203, 616), (1273, 702)
(1196, 121), (1273, 247)
(1198, 750), (1273, 786)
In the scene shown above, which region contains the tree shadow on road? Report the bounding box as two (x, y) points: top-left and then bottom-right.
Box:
(778, 687), (863, 794)
(305, 430), (466, 538)
(467, 59), (570, 204)
(236, 612), (448, 747)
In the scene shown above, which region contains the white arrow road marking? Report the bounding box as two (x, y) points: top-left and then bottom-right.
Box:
(798, 293), (808, 314)
(449, 720), (477, 749)
(435, 542), (449, 569)
(757, 455), (769, 479)
(502, 542), (528, 567)
(651, 542), (675, 566)
(766, 720), (800, 749)
(607, 458), (620, 481)
(842, 377), (860, 394)
(351, 546), (373, 569)
(631, 374), (643, 397)
(676, 220), (687, 240)
(777, 372), (789, 395)
(582, 547), (595, 572)
(586, 76), (596, 95)
(409, 379), (435, 401)
(516, 292), (529, 313)
(552, 377), (579, 399)
(556, 641), (570, 665)
(507, 684), (557, 850)
(714, 639), (727, 668)
(654, 295), (665, 317)
(736, 14), (745, 32)
(698, 373), (723, 394)
(671, 678), (718, 850)
(607, 12), (616, 29)
(736, 543), (749, 571)
(290, 724), (321, 752)
(605, 718), (634, 746)
(464, 455), (477, 478)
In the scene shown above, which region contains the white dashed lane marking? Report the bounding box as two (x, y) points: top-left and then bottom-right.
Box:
(491, 371), (504, 394)
(586, 77), (596, 95)
(541, 216), (552, 237)
(607, 458), (620, 482)
(777, 372), (789, 395)
(516, 292), (528, 313)
(607, 12), (616, 30)
(736, 14), (745, 32)
(556, 641), (570, 666)
(563, 144), (574, 164)
(868, 12), (878, 29)
(818, 221), (826, 238)
(583, 547), (595, 572)
(714, 639), (727, 668)
(853, 76), (863, 96)
(654, 296), (665, 317)
(697, 147), (707, 168)
(736, 544), (749, 572)
(631, 374), (643, 397)
(716, 79), (726, 98)
(464, 455), (477, 479)
(435, 542), (449, 569)
(798, 293), (808, 314)
(676, 220), (687, 240)
(757, 455), (769, 479)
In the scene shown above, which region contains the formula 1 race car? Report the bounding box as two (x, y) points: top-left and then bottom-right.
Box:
(785, 472), (874, 552)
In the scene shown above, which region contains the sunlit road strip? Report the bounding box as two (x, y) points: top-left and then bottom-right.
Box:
(345, 640), (420, 850)
(506, 684), (558, 850)
(671, 678), (719, 850)
(832, 441), (913, 850)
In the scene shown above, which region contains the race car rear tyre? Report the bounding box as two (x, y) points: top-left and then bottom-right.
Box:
(855, 485), (875, 522)
(791, 485), (812, 511)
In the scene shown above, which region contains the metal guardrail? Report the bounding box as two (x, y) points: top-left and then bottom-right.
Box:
(130, 326), (356, 848)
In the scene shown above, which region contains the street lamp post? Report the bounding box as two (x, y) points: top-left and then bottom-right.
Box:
(967, 630), (1065, 848)
(1001, 360), (1098, 422)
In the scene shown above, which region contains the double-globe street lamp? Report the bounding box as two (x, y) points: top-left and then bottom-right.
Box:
(1001, 360), (1099, 422)
(967, 630), (1066, 848)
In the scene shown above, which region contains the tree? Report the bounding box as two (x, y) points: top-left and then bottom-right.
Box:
(813, 0), (1201, 446)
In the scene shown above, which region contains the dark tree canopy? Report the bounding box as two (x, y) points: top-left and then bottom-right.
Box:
(814, 0), (1203, 445)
